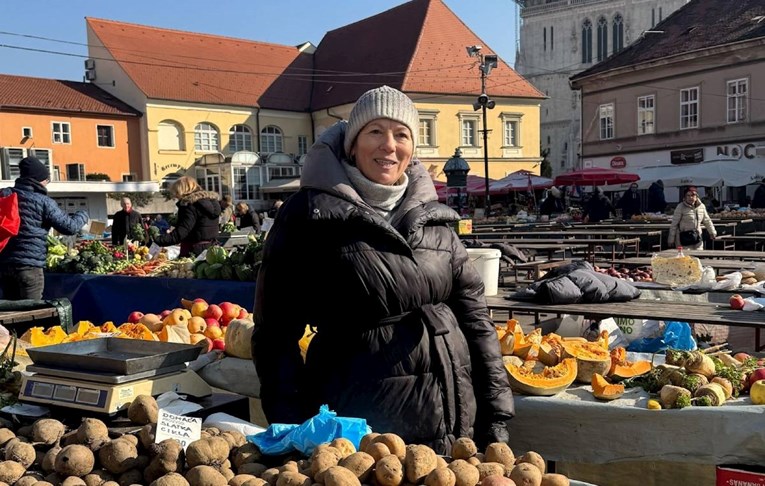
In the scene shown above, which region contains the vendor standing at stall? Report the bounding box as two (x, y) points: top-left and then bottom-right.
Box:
(616, 183), (642, 220)
(252, 86), (514, 453)
(582, 187), (615, 223)
(111, 196), (144, 245)
(0, 156), (88, 300)
(234, 202), (261, 233)
(152, 176), (221, 257)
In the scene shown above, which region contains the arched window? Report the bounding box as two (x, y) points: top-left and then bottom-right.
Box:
(194, 122), (219, 151)
(581, 20), (592, 64)
(612, 14), (624, 53)
(597, 16), (608, 62)
(229, 125), (253, 152)
(260, 126), (283, 153)
(157, 120), (184, 151)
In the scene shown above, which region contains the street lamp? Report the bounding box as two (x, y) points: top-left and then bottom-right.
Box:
(467, 45), (498, 217)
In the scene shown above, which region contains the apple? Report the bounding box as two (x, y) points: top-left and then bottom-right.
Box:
(159, 309), (172, 319)
(734, 352), (752, 363)
(127, 311), (144, 324)
(751, 379), (765, 405)
(729, 294), (746, 310)
(205, 304), (223, 321)
(749, 368), (765, 388)
(204, 318), (220, 328)
(211, 338), (226, 351)
(191, 301), (209, 318)
(219, 302), (240, 322)
(237, 308), (249, 319)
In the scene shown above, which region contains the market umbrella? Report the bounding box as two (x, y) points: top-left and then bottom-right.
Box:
(554, 167), (640, 187)
(466, 175), (498, 196)
(489, 170), (554, 194)
(432, 180), (447, 202)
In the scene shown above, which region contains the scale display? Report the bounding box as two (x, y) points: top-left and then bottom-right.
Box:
(25, 379), (108, 409)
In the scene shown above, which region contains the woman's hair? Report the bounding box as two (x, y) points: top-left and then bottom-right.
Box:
(235, 202), (249, 213)
(170, 176), (201, 199)
(684, 186), (698, 196)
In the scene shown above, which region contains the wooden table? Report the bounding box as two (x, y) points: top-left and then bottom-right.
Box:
(670, 249), (765, 261)
(0, 308), (59, 326)
(462, 236), (641, 261)
(605, 257), (756, 272)
(486, 296), (765, 350)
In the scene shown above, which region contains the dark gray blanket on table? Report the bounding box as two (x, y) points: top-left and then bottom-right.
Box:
(517, 261), (641, 304)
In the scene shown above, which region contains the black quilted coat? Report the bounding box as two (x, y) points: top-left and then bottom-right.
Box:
(252, 123), (514, 454)
(154, 190), (221, 248)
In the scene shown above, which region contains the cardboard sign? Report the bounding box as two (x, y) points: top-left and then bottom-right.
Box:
(155, 409), (202, 450)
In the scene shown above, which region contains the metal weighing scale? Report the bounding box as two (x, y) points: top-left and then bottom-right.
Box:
(19, 338), (212, 414)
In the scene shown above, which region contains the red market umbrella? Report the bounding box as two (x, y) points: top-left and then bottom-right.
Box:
(433, 180), (447, 202)
(554, 167), (640, 187)
(489, 170), (554, 194)
(466, 175), (498, 196)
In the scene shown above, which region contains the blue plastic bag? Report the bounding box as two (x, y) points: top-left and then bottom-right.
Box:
(247, 405), (371, 456)
(626, 321), (696, 353)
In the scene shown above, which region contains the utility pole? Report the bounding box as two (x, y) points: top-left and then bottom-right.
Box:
(467, 45), (498, 217)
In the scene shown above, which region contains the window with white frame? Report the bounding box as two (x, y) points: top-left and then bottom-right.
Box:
(194, 122), (219, 151)
(122, 173), (136, 182)
(233, 166), (261, 200)
(599, 103), (614, 140)
(158, 120), (184, 150)
(637, 95), (655, 135)
(460, 117), (479, 147)
(268, 166), (298, 179)
(298, 136), (308, 156)
(680, 87), (699, 129)
(195, 167), (220, 193)
(500, 112), (522, 147)
(96, 125), (114, 147)
(1, 147), (52, 180)
(727, 78), (748, 124)
(260, 126), (283, 154)
(229, 125), (253, 152)
(418, 111), (438, 148)
(52, 122), (71, 144)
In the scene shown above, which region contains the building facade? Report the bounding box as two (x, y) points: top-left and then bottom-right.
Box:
(570, 0), (765, 203)
(517, 0), (689, 176)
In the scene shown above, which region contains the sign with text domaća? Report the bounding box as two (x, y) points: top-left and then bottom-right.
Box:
(670, 148), (704, 165)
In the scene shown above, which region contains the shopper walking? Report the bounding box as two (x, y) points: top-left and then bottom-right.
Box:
(669, 186), (716, 250)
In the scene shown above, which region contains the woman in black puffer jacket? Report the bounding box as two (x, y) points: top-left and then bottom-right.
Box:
(154, 176), (221, 257)
(252, 86), (514, 454)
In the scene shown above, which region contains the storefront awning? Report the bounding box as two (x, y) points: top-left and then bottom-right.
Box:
(260, 178), (300, 193)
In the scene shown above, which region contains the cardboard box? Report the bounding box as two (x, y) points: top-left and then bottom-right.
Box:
(717, 465), (765, 486)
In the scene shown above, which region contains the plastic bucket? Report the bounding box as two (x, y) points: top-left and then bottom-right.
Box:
(465, 248), (501, 296)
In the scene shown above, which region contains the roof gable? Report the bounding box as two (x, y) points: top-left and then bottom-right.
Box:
(311, 0), (543, 110)
(87, 17), (313, 111)
(572, 0), (765, 81)
(0, 74), (140, 116)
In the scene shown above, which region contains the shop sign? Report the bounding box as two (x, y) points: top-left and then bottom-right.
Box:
(610, 156), (626, 169)
(716, 143), (758, 160)
(670, 148), (703, 165)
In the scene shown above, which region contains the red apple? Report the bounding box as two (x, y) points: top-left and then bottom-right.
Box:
(196, 337), (213, 353)
(237, 308), (249, 319)
(219, 302), (240, 322)
(734, 352), (752, 363)
(749, 368), (765, 387)
(159, 309), (172, 319)
(211, 338), (226, 351)
(729, 294), (746, 310)
(205, 304), (223, 321)
(127, 311), (144, 324)
(193, 298), (207, 304)
(205, 318), (220, 328)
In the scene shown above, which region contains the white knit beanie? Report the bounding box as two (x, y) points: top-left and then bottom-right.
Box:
(343, 85), (419, 156)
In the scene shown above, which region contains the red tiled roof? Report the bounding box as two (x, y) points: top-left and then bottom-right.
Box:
(0, 74), (140, 116)
(311, 0), (544, 110)
(86, 17), (313, 111)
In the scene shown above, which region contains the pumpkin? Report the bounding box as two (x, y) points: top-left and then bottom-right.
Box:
(504, 358), (577, 396)
(20, 326), (68, 347)
(537, 333), (567, 366)
(117, 323), (159, 341)
(591, 373), (625, 400)
(609, 347), (652, 379)
(513, 325), (542, 360)
(224, 318), (255, 359)
(496, 319), (517, 356)
(562, 339), (611, 384)
(100, 322), (118, 333)
(72, 321), (96, 336)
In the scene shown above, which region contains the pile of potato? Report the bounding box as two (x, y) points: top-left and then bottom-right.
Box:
(0, 396), (570, 486)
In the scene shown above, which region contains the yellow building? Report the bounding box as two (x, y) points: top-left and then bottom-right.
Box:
(86, 0), (543, 210)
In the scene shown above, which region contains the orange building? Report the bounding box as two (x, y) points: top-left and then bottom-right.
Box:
(0, 74), (142, 182)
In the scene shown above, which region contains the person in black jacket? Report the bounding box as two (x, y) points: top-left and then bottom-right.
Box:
(234, 202), (261, 233)
(252, 86), (514, 454)
(583, 187), (616, 223)
(646, 180), (667, 213)
(616, 183), (642, 220)
(0, 157), (88, 299)
(752, 183), (765, 209)
(111, 197), (144, 245)
(539, 186), (565, 217)
(153, 176), (221, 257)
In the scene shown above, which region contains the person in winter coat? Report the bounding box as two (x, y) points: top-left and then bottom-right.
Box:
(0, 157), (88, 300)
(219, 195), (234, 226)
(252, 86), (514, 454)
(752, 183), (765, 209)
(539, 186), (565, 216)
(153, 176), (221, 257)
(646, 180), (667, 213)
(616, 183), (642, 220)
(111, 196), (144, 245)
(668, 186), (717, 250)
(234, 202), (261, 233)
(582, 187), (615, 223)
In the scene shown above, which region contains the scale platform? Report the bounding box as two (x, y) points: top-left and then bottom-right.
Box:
(19, 339), (212, 414)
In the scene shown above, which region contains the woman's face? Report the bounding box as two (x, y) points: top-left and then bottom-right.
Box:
(350, 118), (413, 185)
(684, 191), (698, 204)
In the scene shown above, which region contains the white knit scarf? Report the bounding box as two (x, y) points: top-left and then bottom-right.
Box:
(342, 161), (408, 220)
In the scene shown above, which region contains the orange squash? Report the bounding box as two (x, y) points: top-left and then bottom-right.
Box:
(609, 347), (652, 379)
(537, 333), (565, 366)
(20, 326), (67, 347)
(496, 319), (518, 356)
(562, 339), (612, 383)
(591, 373), (625, 400)
(117, 323), (159, 341)
(100, 322), (118, 333)
(505, 358), (578, 396)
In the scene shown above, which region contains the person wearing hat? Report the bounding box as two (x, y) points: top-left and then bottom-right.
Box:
(253, 86), (513, 453)
(0, 156), (88, 300)
(539, 186), (565, 217)
(646, 179), (667, 213)
(669, 186), (716, 250)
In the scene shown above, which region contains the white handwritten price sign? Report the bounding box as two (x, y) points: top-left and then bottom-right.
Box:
(155, 409), (202, 450)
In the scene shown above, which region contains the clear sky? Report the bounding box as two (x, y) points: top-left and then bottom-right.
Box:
(0, 0), (519, 82)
